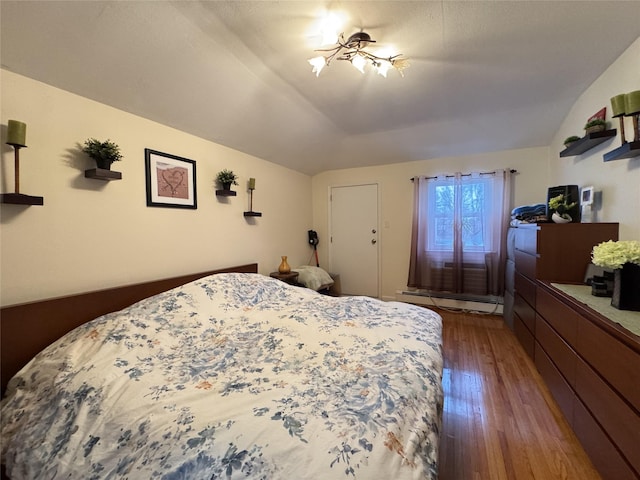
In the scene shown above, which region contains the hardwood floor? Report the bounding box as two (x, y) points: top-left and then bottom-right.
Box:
(436, 309), (602, 480)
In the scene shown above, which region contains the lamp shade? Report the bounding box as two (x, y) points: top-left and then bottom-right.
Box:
(610, 94), (626, 117)
(624, 90), (640, 116)
(248, 178), (256, 190)
(6, 120), (27, 147)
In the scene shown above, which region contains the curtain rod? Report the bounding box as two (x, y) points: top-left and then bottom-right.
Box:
(410, 169), (517, 181)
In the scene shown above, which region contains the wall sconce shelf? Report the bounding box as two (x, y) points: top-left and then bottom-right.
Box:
(0, 193), (44, 205)
(216, 189), (237, 197)
(560, 129), (616, 157)
(243, 211), (262, 217)
(603, 141), (640, 162)
(85, 168), (122, 181)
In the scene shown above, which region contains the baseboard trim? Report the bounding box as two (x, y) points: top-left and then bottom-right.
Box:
(395, 290), (503, 314)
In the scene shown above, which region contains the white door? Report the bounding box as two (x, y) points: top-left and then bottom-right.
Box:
(329, 184), (379, 297)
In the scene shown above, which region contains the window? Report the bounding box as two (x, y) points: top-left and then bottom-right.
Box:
(427, 176), (494, 253)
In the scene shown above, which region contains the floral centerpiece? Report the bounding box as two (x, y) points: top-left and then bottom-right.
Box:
(548, 194), (576, 222)
(592, 240), (640, 311)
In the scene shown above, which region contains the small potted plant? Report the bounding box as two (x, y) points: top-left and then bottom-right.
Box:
(563, 135), (581, 148)
(548, 194), (576, 223)
(216, 169), (239, 191)
(82, 138), (123, 170)
(584, 118), (607, 134)
(82, 138), (122, 170)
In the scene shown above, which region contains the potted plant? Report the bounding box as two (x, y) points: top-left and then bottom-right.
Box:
(563, 135), (581, 148)
(82, 138), (123, 170)
(548, 194), (576, 223)
(216, 169), (239, 191)
(584, 118), (607, 134)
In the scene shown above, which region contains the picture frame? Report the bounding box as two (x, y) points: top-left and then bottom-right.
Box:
(580, 185), (594, 206)
(145, 149), (197, 209)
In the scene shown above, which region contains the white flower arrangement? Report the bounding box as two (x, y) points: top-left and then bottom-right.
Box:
(591, 240), (640, 270)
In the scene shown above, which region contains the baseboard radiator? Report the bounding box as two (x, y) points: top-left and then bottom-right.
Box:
(396, 263), (503, 314)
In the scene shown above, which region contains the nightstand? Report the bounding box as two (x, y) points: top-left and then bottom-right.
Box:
(269, 271), (299, 285)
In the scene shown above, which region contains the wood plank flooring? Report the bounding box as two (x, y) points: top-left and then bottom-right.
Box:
(436, 309), (602, 480)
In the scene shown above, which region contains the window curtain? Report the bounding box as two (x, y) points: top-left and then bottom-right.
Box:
(407, 169), (514, 297)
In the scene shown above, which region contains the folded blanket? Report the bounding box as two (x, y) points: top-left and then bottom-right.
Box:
(293, 266), (334, 291)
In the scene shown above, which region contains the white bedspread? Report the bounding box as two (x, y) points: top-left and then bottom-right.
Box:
(1, 273), (443, 479)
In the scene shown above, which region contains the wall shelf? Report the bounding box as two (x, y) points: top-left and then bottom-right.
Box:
(243, 211), (262, 217)
(603, 141), (640, 162)
(215, 189), (237, 197)
(559, 129), (616, 157)
(0, 193), (44, 205)
(85, 168), (122, 181)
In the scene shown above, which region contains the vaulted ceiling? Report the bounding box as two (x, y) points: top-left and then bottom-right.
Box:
(2, 1), (639, 175)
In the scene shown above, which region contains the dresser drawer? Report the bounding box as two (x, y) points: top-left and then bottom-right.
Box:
(514, 271), (536, 307)
(505, 259), (515, 294)
(576, 317), (640, 412)
(514, 226), (538, 255)
(514, 312), (535, 359)
(575, 356), (640, 475)
(535, 314), (577, 388)
(514, 292), (535, 333)
(573, 397), (638, 480)
(534, 341), (574, 423)
(514, 249), (536, 280)
(536, 287), (578, 347)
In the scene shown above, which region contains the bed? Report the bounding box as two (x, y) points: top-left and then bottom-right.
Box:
(1, 264), (443, 479)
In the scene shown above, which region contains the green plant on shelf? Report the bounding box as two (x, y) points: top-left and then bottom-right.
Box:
(216, 169), (239, 188)
(82, 138), (123, 169)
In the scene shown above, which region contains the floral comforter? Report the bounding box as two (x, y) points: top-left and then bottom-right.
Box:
(1, 273), (443, 479)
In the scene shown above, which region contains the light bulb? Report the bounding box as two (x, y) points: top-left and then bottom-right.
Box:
(374, 60), (392, 77)
(351, 55), (367, 73)
(308, 56), (327, 76)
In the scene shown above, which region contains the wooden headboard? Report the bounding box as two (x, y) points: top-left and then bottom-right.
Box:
(0, 263), (258, 395)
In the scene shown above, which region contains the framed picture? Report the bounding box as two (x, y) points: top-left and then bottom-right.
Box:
(581, 185), (594, 206)
(145, 149), (197, 209)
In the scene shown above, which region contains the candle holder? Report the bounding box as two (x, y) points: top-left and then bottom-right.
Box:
(1, 121), (44, 205)
(610, 93), (627, 145)
(624, 90), (640, 143)
(243, 179), (262, 217)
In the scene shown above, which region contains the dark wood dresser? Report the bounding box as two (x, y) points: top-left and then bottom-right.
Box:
(509, 223), (640, 479)
(511, 223), (619, 358)
(535, 283), (639, 479)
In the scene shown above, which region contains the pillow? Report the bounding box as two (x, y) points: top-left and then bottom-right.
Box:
(292, 266), (334, 291)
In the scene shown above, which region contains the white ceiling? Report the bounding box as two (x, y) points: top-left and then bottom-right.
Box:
(2, 1), (639, 175)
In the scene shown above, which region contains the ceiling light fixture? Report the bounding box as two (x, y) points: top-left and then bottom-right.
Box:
(308, 32), (409, 78)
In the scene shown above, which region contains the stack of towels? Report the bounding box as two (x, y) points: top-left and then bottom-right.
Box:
(510, 203), (547, 225)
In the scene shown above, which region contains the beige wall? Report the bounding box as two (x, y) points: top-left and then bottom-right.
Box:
(312, 148), (548, 300)
(550, 37), (640, 240)
(1, 71), (312, 306)
(312, 38), (639, 301)
(3, 38), (637, 306)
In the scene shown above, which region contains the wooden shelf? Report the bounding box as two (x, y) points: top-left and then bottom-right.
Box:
(0, 193), (44, 205)
(85, 168), (122, 181)
(243, 211), (262, 217)
(560, 129), (617, 157)
(603, 141), (640, 162)
(215, 189), (237, 197)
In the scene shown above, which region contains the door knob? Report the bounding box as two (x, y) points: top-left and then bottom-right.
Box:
(371, 239), (377, 244)
(372, 229), (377, 234)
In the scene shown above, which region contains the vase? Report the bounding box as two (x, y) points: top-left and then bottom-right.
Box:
(278, 256), (291, 274)
(96, 159), (112, 170)
(611, 263), (640, 311)
(552, 212), (571, 223)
